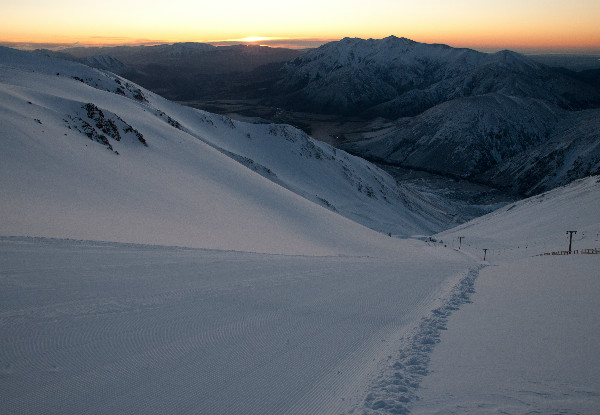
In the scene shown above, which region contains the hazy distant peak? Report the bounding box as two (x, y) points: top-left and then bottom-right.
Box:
(171, 41), (215, 47)
(147, 42), (216, 57)
(490, 49), (536, 61)
(151, 42), (215, 49)
(483, 49), (543, 72)
(76, 54), (128, 75)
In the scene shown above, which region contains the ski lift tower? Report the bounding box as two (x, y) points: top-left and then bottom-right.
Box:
(566, 230), (577, 253)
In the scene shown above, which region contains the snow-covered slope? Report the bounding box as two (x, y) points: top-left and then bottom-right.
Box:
(1, 162), (598, 415)
(0, 46), (449, 255)
(343, 94), (600, 195)
(410, 175), (600, 414)
(437, 175), (600, 254)
(344, 94), (562, 176)
(162, 107), (454, 235)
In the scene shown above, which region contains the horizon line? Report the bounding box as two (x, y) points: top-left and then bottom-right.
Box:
(1, 37), (600, 56)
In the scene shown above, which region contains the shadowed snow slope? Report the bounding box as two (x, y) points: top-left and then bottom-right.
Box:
(0, 47), (448, 256)
(436, 175), (600, 255)
(411, 176), (600, 414)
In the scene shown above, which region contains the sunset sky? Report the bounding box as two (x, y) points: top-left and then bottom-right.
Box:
(2, 0), (599, 52)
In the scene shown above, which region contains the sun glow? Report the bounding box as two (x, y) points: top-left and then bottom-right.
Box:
(1, 0), (599, 52)
(238, 37), (274, 42)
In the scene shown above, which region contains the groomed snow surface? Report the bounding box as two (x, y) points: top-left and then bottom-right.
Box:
(414, 255), (600, 414)
(1, 47), (599, 414)
(0, 236), (473, 414)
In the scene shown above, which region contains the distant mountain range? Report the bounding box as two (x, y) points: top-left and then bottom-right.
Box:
(274, 36), (600, 118)
(37, 42), (301, 72)
(35, 43), (302, 100)
(34, 37), (600, 197)
(273, 36), (599, 196)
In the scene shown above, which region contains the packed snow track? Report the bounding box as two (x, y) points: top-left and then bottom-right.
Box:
(0, 236), (473, 414)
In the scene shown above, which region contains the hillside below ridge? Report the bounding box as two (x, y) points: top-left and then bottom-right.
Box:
(0, 46), (459, 255)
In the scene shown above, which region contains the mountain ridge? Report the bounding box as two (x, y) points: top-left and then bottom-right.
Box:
(274, 36), (600, 118)
(274, 36), (600, 196)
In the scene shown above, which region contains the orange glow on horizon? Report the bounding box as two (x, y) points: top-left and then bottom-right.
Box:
(1, 33), (599, 53)
(236, 37), (280, 43)
(1, 0), (599, 53)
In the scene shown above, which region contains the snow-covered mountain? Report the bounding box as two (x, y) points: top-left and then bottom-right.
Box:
(0, 46), (454, 255)
(278, 36), (600, 196)
(482, 108), (600, 195)
(344, 94), (560, 175)
(275, 36), (600, 118)
(44, 38), (598, 198)
(342, 93), (600, 195)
